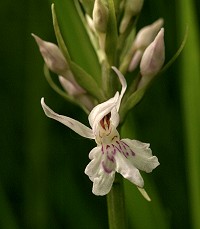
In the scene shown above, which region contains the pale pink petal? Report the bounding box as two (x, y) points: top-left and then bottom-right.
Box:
(85, 146), (116, 196)
(110, 107), (120, 128)
(115, 152), (144, 187)
(92, 170), (115, 195)
(85, 147), (102, 181)
(122, 139), (160, 173)
(41, 98), (94, 139)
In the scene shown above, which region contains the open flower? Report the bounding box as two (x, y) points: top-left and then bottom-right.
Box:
(41, 67), (159, 197)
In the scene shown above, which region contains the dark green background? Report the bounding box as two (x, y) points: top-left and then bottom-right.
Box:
(0, 0), (199, 228)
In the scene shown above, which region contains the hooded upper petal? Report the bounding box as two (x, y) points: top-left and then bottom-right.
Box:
(111, 67), (127, 112)
(88, 67), (127, 132)
(41, 98), (94, 139)
(88, 92), (119, 132)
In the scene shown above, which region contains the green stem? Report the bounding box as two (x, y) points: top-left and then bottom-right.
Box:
(107, 174), (127, 229)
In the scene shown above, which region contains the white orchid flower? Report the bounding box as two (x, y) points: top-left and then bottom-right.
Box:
(41, 66), (159, 197)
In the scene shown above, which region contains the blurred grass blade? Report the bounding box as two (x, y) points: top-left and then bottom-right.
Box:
(121, 117), (169, 229)
(0, 183), (19, 229)
(177, 0), (200, 228)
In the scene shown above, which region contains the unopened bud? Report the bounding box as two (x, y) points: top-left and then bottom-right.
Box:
(59, 76), (85, 96)
(32, 34), (68, 76)
(138, 28), (165, 88)
(59, 76), (94, 111)
(134, 18), (164, 50)
(128, 50), (143, 71)
(129, 19), (163, 72)
(120, 0), (144, 34)
(93, 0), (108, 33)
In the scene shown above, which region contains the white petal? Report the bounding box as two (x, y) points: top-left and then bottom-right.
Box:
(115, 153), (144, 188)
(85, 147), (102, 181)
(122, 139), (160, 173)
(85, 146), (116, 196)
(110, 107), (120, 128)
(111, 67), (127, 111)
(41, 98), (94, 139)
(88, 92), (119, 131)
(92, 170), (115, 196)
(88, 67), (127, 132)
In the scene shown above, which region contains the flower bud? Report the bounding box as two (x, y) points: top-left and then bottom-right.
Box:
(128, 19), (163, 72)
(120, 0), (144, 34)
(59, 76), (85, 96)
(138, 28), (165, 89)
(134, 18), (164, 50)
(128, 50), (143, 72)
(32, 34), (68, 76)
(59, 76), (94, 111)
(93, 0), (108, 33)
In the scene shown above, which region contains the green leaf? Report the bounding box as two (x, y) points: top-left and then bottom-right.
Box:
(70, 61), (105, 101)
(120, 86), (147, 121)
(52, 0), (101, 80)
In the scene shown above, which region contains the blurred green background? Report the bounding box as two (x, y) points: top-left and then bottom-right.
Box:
(0, 0), (199, 229)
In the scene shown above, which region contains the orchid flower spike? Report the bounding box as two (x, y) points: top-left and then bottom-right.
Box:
(41, 67), (159, 198)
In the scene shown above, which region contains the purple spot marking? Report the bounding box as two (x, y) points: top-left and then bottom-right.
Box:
(102, 161), (113, 173)
(121, 141), (135, 156)
(101, 145), (104, 154)
(112, 144), (121, 153)
(107, 155), (115, 162)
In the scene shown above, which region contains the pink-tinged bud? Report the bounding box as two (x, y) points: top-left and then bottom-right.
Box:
(120, 0), (144, 34)
(32, 34), (68, 76)
(134, 18), (164, 50)
(138, 28), (165, 89)
(128, 18), (164, 72)
(128, 50), (143, 72)
(59, 76), (94, 111)
(59, 76), (85, 96)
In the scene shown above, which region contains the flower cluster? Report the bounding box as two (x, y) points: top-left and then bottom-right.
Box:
(33, 0), (165, 198)
(41, 67), (159, 197)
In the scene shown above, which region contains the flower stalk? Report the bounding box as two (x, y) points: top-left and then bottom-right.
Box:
(107, 174), (127, 229)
